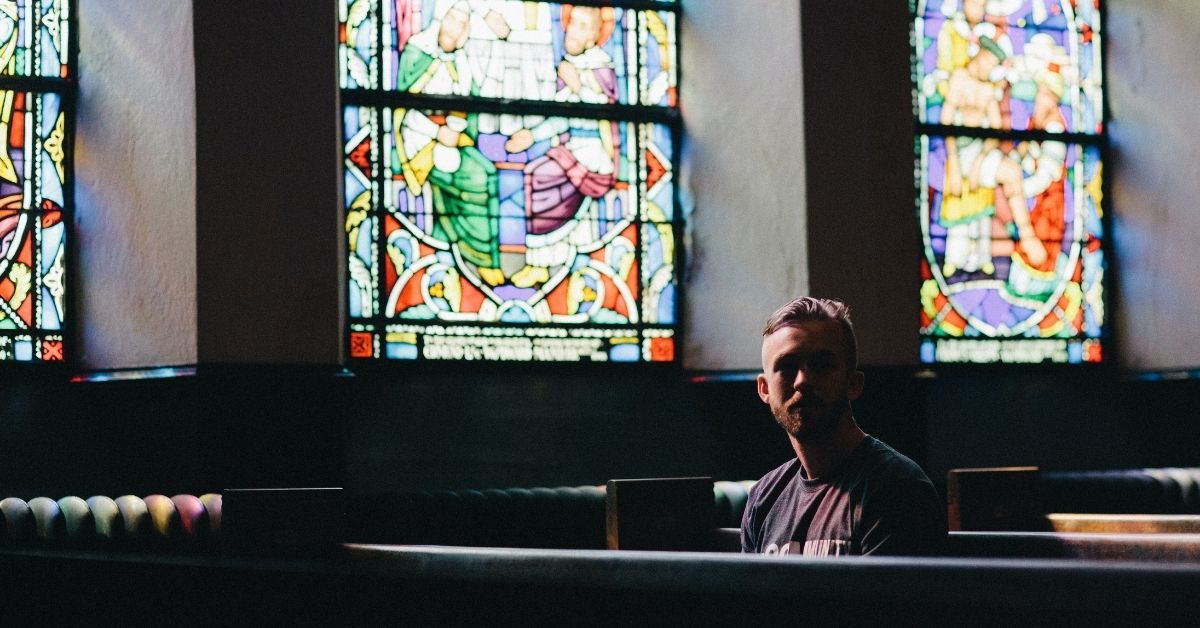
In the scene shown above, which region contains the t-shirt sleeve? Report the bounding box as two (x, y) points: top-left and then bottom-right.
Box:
(740, 490), (758, 553)
(734, 482), (763, 554)
(858, 478), (947, 556)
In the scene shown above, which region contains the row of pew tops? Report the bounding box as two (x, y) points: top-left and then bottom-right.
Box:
(7, 468), (1200, 558)
(947, 466), (1200, 562)
(0, 481), (749, 553)
(4, 472), (1200, 624)
(0, 494), (221, 548)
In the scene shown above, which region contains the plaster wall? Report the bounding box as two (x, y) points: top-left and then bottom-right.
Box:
(680, 0), (807, 370)
(1106, 0), (1200, 371)
(74, 0), (197, 368)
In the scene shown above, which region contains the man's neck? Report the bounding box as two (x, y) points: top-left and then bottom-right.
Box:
(789, 417), (867, 480)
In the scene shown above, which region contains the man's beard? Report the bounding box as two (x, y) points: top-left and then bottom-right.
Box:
(773, 394), (850, 442)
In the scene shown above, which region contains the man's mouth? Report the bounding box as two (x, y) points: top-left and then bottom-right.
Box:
(788, 398), (821, 413)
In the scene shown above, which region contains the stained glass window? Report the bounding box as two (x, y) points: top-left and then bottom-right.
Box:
(913, 0), (1106, 364)
(341, 0), (680, 363)
(0, 0), (72, 363)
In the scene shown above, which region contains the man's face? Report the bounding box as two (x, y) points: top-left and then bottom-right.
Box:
(1034, 83), (1059, 119)
(968, 48), (1000, 81)
(439, 8), (470, 53)
(564, 8), (601, 56)
(757, 320), (864, 442)
(963, 0), (985, 24)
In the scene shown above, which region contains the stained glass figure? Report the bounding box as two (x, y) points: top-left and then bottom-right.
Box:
(380, 1), (641, 106)
(0, 0), (72, 363)
(919, 136), (1104, 362)
(913, 0), (1103, 135)
(343, 0), (680, 362)
(377, 108), (668, 331)
(914, 0), (1105, 364)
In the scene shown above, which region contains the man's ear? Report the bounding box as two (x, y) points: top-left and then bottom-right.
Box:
(847, 370), (865, 401)
(756, 373), (771, 404)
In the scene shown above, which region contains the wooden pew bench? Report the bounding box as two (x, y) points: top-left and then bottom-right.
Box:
(6, 543), (1200, 624)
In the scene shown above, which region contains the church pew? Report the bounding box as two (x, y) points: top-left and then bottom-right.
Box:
(949, 531), (1200, 562)
(7, 543), (1200, 624)
(0, 493), (221, 550)
(948, 466), (1200, 532)
(1046, 513), (1200, 534)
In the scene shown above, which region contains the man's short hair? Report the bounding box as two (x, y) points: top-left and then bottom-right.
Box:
(762, 296), (859, 370)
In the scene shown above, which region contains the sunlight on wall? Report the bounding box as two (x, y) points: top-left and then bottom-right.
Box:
(75, 0), (197, 368)
(680, 0), (807, 371)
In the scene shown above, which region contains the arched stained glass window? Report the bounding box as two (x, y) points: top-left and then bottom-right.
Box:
(0, 0), (72, 363)
(341, 0), (680, 363)
(913, 0), (1106, 364)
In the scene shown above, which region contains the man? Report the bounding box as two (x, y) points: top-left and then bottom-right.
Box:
(741, 297), (946, 556)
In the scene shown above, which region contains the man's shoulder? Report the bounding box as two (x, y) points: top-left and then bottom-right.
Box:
(852, 437), (947, 555)
(856, 436), (936, 486)
(741, 457), (802, 551)
(753, 457), (802, 489)
(747, 458), (802, 502)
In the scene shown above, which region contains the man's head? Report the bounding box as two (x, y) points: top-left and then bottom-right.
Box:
(563, 6), (603, 56)
(962, 0), (986, 25)
(757, 297), (865, 442)
(968, 35), (1006, 80)
(438, 3), (471, 53)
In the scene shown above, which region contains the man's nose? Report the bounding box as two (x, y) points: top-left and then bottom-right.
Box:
(792, 367), (810, 389)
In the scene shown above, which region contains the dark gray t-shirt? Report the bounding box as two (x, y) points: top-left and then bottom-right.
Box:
(741, 436), (946, 556)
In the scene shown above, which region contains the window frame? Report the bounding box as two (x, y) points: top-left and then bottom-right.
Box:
(0, 0), (77, 371)
(339, 0), (685, 368)
(910, 0), (1113, 367)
